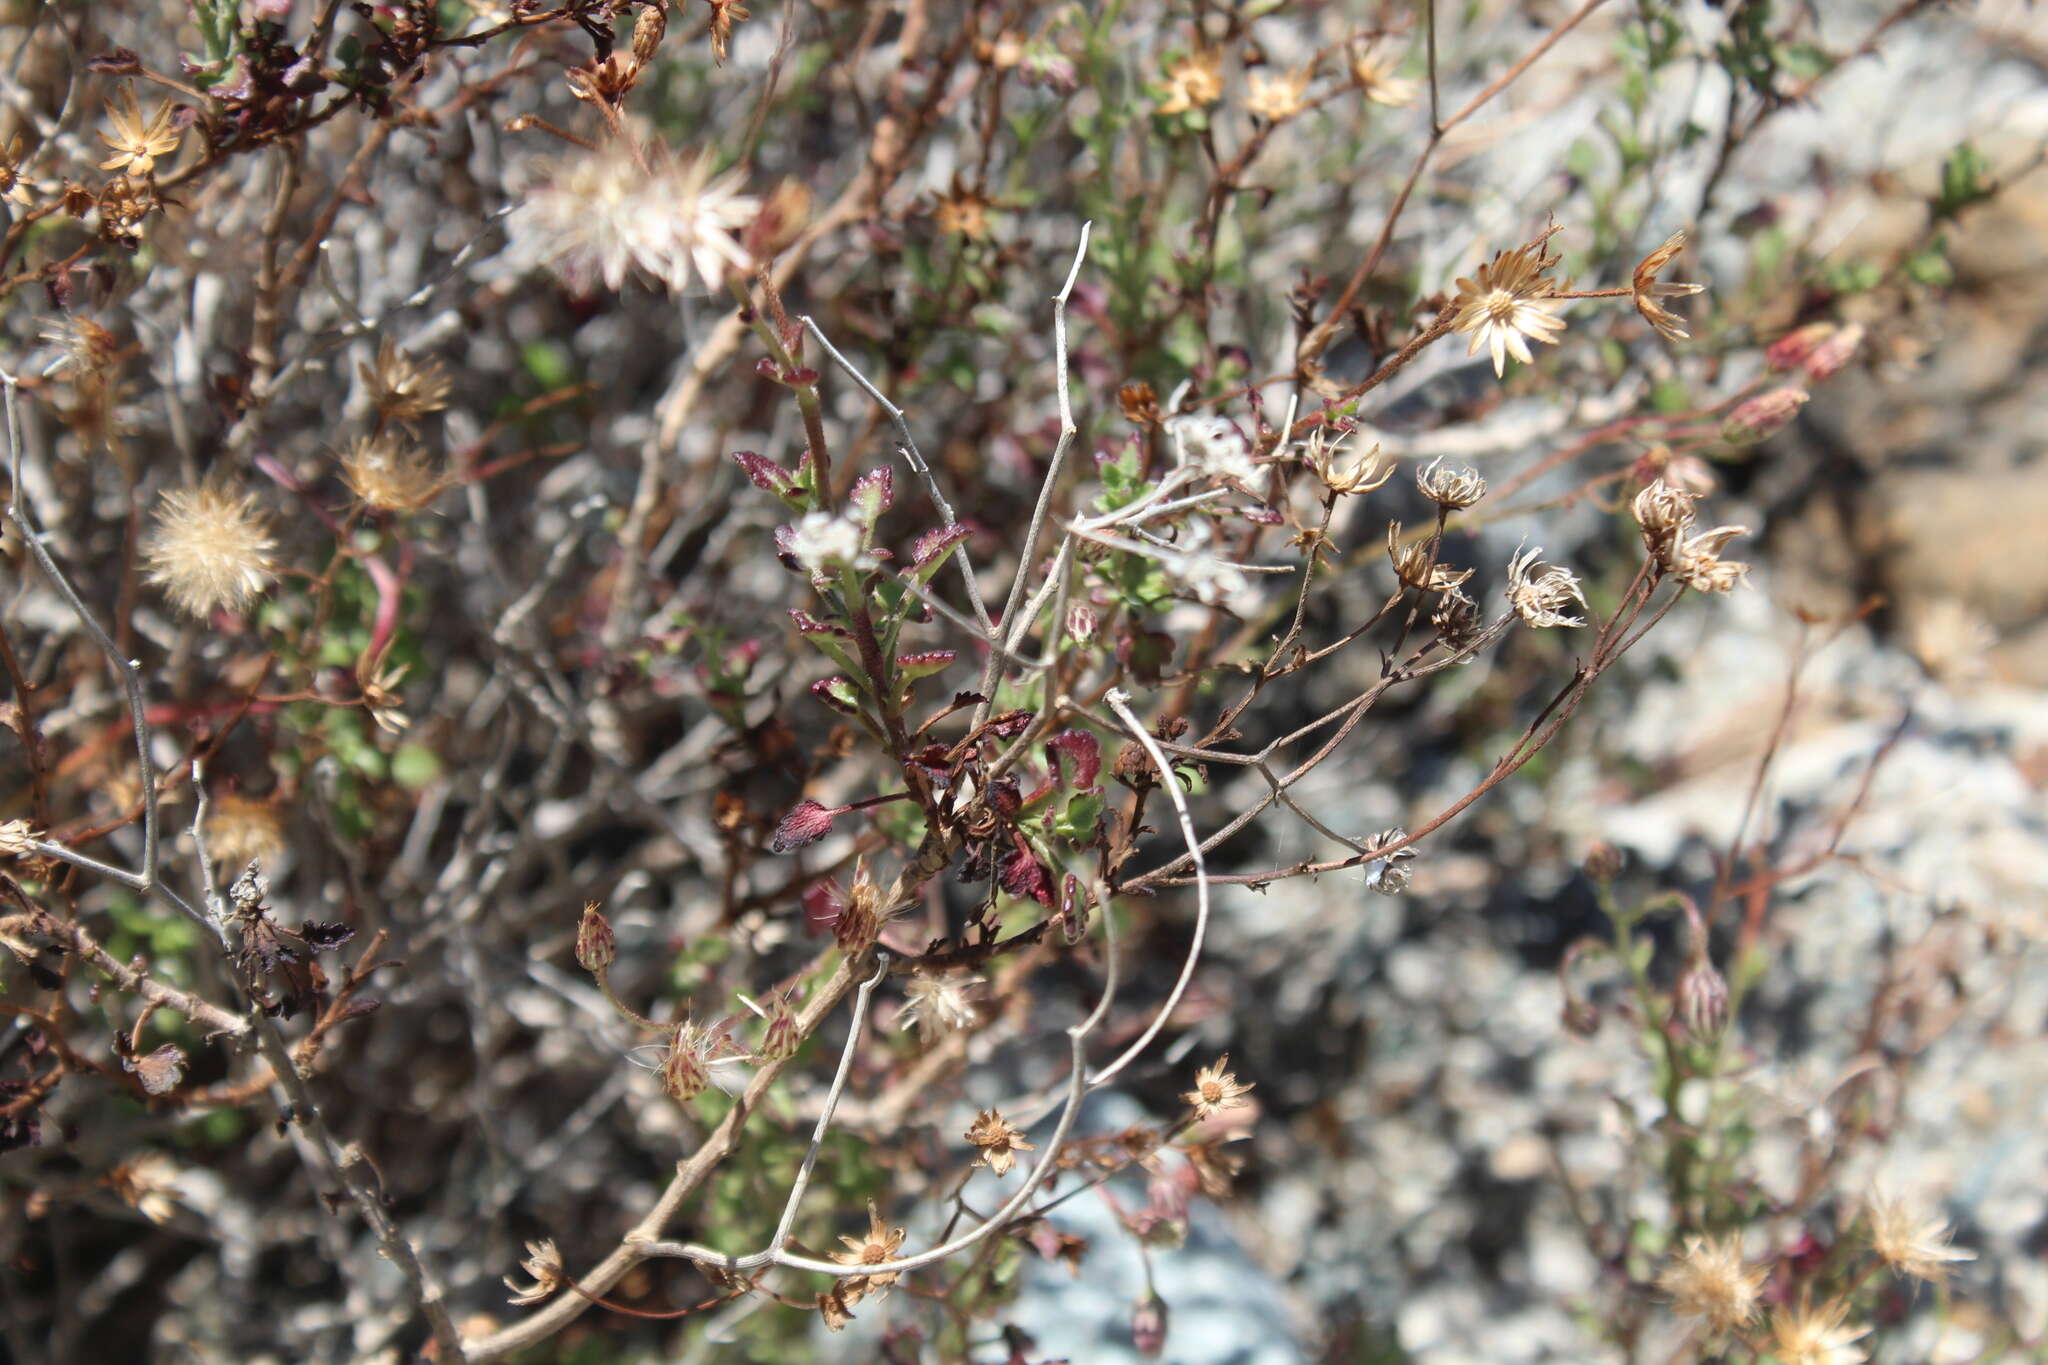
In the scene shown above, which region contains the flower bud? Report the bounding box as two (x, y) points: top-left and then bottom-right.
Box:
(759, 998), (800, 1061)
(1802, 322), (1864, 382)
(1066, 603), (1099, 645)
(1583, 842), (1623, 883)
(659, 1024), (710, 1103)
(575, 901), (615, 975)
(1676, 956), (1731, 1040)
(1722, 386), (1808, 446)
(630, 2), (667, 66)
(1131, 1291), (1170, 1358)
(1765, 322), (1835, 373)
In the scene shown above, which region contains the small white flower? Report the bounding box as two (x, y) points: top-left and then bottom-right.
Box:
(786, 511), (869, 577)
(1167, 412), (1262, 492)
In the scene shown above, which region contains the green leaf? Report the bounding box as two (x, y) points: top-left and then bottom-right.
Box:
(1934, 142), (1994, 222)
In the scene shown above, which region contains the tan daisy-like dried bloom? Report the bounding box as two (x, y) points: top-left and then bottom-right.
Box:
(1670, 523), (1750, 594)
(0, 137), (35, 209)
(1865, 1191), (1975, 1282)
(1632, 230), (1705, 342)
(142, 483), (280, 620)
(1349, 43), (1419, 106)
(831, 1201), (908, 1303)
(105, 1153), (184, 1224)
(0, 819), (43, 857)
(1656, 1234), (1764, 1333)
(566, 51), (642, 106)
(1415, 457), (1486, 510)
(1245, 66), (1312, 122)
(98, 86), (181, 176)
(1311, 434), (1393, 496)
(204, 794), (286, 871)
(1631, 479), (1699, 565)
(1451, 240), (1568, 378)
(356, 643), (413, 735)
(1769, 1295), (1870, 1365)
(340, 432), (447, 512)
(503, 1238), (566, 1307)
(933, 177), (994, 239)
(965, 1109), (1036, 1177)
(1387, 522), (1474, 593)
(818, 1284), (857, 1330)
(1157, 47), (1224, 115)
(1505, 544), (1587, 628)
(358, 338), (450, 427)
(1182, 1055), (1254, 1122)
(898, 971), (983, 1043)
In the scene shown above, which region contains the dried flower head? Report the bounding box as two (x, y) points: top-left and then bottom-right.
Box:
(503, 1238), (566, 1307)
(1387, 522), (1474, 593)
(142, 483), (280, 620)
(105, 1153), (184, 1224)
(1864, 1191), (1975, 1282)
(509, 136), (757, 295)
(204, 795), (286, 871)
(96, 173), (159, 247)
(0, 819), (43, 857)
(1415, 457), (1487, 510)
(1349, 43), (1419, 106)
(1246, 66), (1312, 122)
(933, 177), (995, 239)
(1769, 1295), (1870, 1365)
(0, 137), (33, 209)
(1632, 230), (1705, 342)
(1182, 1055), (1255, 1122)
(1452, 239), (1568, 377)
(656, 1021), (750, 1104)
(1310, 433), (1392, 496)
(1631, 479), (1699, 564)
(355, 643), (412, 735)
(1430, 588), (1484, 654)
(358, 339), (451, 427)
(705, 0), (749, 64)
(1505, 544), (1588, 628)
(1671, 523), (1750, 594)
(1157, 48), (1223, 115)
(965, 1109), (1036, 1177)
(1656, 1235), (1763, 1333)
(41, 316), (123, 380)
(340, 433), (447, 511)
(898, 972), (983, 1043)
(831, 1201), (908, 1304)
(98, 86), (181, 176)
(1361, 828), (1417, 894)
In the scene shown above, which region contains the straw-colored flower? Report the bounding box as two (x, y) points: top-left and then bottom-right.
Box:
(503, 1239), (565, 1307)
(965, 1109), (1035, 1177)
(340, 433), (446, 512)
(1157, 48), (1224, 115)
(1632, 230), (1705, 342)
(1769, 1296), (1870, 1365)
(204, 795), (287, 871)
(358, 338), (450, 426)
(98, 86), (181, 176)
(1865, 1191), (1975, 1282)
(1349, 44), (1419, 106)
(1505, 544), (1587, 628)
(1246, 66), (1311, 121)
(142, 483), (280, 619)
(1451, 241), (1567, 377)
(1415, 457), (1486, 510)
(0, 137), (34, 209)
(831, 1201), (908, 1305)
(1656, 1235), (1764, 1333)
(509, 136), (757, 294)
(1182, 1055), (1255, 1122)
(1670, 523), (1750, 594)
